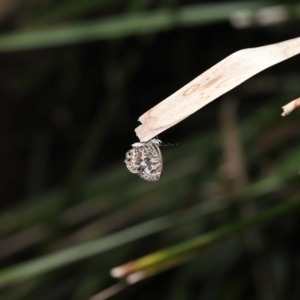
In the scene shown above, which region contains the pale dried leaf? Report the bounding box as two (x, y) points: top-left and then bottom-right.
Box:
(135, 37), (300, 142)
(281, 97), (300, 116)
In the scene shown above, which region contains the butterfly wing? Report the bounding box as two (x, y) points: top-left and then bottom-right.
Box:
(124, 148), (144, 173)
(138, 142), (163, 181)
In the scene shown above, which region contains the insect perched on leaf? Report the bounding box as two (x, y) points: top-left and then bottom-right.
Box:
(124, 138), (163, 181)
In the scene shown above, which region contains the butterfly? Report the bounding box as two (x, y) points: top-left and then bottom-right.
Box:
(124, 138), (163, 181)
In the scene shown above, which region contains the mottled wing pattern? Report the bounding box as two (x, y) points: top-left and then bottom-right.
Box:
(124, 139), (163, 181)
(124, 147), (144, 174)
(138, 142), (162, 181)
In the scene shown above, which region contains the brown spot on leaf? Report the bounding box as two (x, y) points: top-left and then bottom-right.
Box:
(202, 76), (222, 89)
(183, 84), (200, 96)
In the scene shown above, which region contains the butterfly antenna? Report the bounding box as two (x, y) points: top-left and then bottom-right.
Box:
(160, 142), (178, 147)
(154, 136), (177, 147)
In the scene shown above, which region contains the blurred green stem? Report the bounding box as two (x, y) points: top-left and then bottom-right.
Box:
(0, 2), (265, 52)
(113, 196), (300, 277)
(0, 196), (300, 286)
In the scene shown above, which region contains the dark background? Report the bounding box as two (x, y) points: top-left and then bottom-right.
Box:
(0, 1), (300, 300)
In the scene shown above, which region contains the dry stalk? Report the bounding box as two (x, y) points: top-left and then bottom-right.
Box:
(281, 97), (300, 116)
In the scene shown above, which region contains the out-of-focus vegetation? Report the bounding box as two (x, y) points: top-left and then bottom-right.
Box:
(0, 1), (300, 300)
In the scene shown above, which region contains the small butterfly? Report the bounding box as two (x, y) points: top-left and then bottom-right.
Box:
(124, 138), (163, 181)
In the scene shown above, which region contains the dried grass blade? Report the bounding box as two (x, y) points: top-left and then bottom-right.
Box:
(136, 37), (300, 142)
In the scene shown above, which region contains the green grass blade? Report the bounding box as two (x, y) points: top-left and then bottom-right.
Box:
(113, 196), (300, 277)
(1, 194), (299, 286)
(0, 3), (264, 52)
